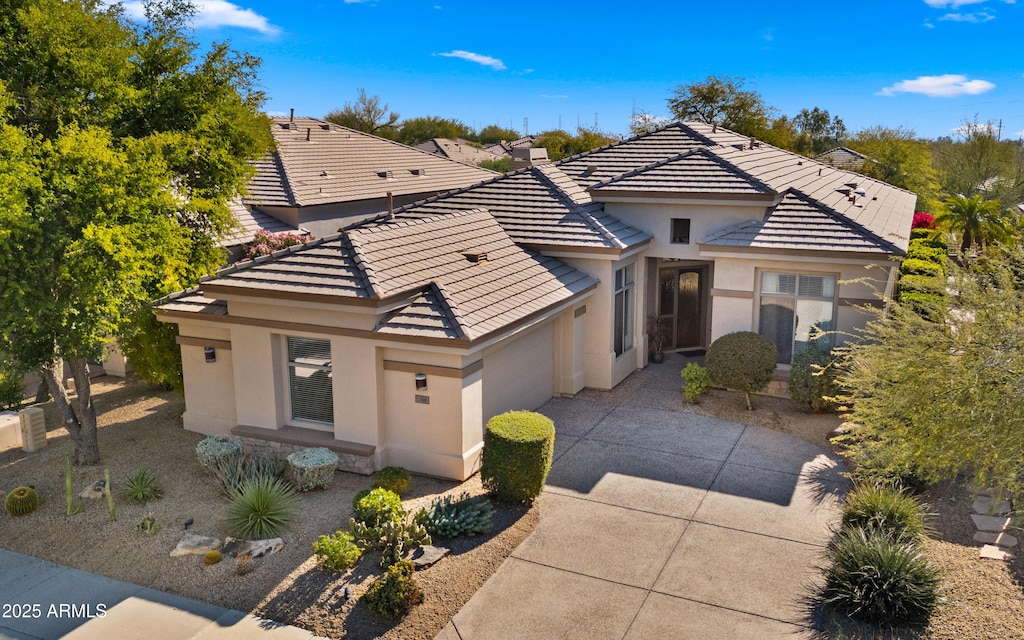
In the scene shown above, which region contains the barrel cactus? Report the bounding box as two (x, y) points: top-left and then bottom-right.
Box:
(5, 486), (39, 516)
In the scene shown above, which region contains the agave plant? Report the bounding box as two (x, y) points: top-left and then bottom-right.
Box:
(225, 477), (299, 539)
(122, 469), (161, 503)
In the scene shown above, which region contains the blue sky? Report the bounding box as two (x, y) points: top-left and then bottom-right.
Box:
(130, 0), (1024, 139)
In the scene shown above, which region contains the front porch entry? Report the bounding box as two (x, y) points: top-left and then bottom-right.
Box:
(657, 264), (709, 351)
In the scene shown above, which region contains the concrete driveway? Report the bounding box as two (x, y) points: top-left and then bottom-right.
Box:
(438, 357), (847, 640)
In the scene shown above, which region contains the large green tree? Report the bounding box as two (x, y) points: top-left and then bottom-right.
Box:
(792, 107), (847, 156)
(933, 119), (1023, 202)
(935, 194), (1011, 256)
(476, 124), (521, 145)
(325, 89), (400, 139)
(532, 127), (617, 161)
(397, 115), (472, 146)
(666, 75), (772, 138)
(0, 0), (272, 464)
(848, 126), (942, 213)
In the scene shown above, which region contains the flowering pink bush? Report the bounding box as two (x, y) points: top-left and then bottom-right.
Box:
(911, 212), (935, 229)
(241, 229), (311, 260)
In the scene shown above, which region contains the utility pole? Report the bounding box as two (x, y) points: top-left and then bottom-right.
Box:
(997, 119), (1003, 141)
(523, 117), (528, 136)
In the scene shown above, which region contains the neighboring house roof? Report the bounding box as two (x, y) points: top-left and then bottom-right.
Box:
(220, 198), (304, 247)
(702, 190), (903, 254)
(483, 135), (537, 157)
(415, 138), (503, 166)
(160, 209), (598, 342)
(369, 164), (651, 252)
(243, 117), (495, 208)
(817, 146), (868, 169)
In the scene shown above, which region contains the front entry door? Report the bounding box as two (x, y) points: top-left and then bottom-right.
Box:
(658, 267), (706, 350)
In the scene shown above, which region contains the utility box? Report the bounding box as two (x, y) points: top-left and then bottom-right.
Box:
(0, 411), (19, 450)
(19, 407), (46, 452)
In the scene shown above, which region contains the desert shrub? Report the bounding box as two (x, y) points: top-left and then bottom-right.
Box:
(789, 347), (839, 412)
(313, 530), (362, 573)
(481, 411), (554, 503)
(705, 331), (777, 410)
(823, 527), (940, 626)
(414, 492), (494, 538)
(122, 469), (161, 503)
(897, 292), (945, 323)
(225, 477), (299, 539)
(235, 554), (256, 575)
(211, 453), (286, 496)
(350, 517), (431, 568)
(352, 489), (372, 510)
(372, 466), (412, 496)
(841, 484), (929, 543)
(4, 486), (39, 516)
(286, 447), (337, 492)
(0, 361), (24, 411)
(905, 242), (947, 266)
(204, 550), (222, 565)
(353, 488), (405, 527)
(680, 362), (710, 403)
(899, 258), (942, 278)
(898, 274), (945, 297)
(196, 435), (242, 470)
(362, 560), (423, 619)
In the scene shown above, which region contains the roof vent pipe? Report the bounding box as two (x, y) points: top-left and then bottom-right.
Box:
(387, 191), (394, 220)
(306, 127), (311, 142)
(748, 137), (755, 150)
(712, 122), (717, 133)
(289, 108), (294, 122)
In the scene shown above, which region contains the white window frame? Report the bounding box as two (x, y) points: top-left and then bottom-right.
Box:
(613, 263), (635, 357)
(284, 336), (334, 429)
(756, 270), (838, 364)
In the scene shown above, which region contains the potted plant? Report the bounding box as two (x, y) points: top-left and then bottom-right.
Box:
(647, 317), (671, 364)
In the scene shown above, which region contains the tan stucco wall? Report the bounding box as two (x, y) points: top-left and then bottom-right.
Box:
(481, 321), (555, 420)
(604, 201), (766, 259)
(179, 335), (237, 436)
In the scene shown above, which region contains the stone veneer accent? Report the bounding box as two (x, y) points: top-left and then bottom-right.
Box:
(239, 436), (374, 475)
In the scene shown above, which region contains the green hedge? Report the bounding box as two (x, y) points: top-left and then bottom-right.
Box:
(481, 411), (554, 503)
(898, 292), (945, 323)
(898, 274), (945, 297)
(905, 241), (947, 268)
(899, 258), (942, 278)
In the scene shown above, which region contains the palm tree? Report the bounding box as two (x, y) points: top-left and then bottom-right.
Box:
(935, 194), (1010, 256)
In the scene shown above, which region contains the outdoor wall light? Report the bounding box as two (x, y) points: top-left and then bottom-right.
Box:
(414, 373), (427, 391)
(204, 347), (216, 363)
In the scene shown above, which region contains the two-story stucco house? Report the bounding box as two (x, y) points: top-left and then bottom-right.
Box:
(155, 122), (915, 480)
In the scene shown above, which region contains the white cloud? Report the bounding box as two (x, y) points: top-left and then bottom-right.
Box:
(877, 74), (995, 97)
(924, 0), (1014, 7)
(539, 94), (568, 99)
(435, 50), (506, 70)
(940, 11), (995, 20)
(121, 0), (279, 34)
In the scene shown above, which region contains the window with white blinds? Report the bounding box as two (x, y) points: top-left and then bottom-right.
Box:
(758, 272), (836, 364)
(287, 337), (334, 425)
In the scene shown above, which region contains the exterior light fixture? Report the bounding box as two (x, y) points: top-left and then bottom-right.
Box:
(204, 347), (216, 363)
(414, 373), (427, 391)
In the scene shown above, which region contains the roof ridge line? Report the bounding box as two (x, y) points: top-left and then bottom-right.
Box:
(552, 121), (703, 167)
(698, 147), (777, 194)
(343, 232), (384, 299)
(783, 188), (904, 254)
(429, 281), (471, 341)
(351, 207), (491, 235)
(201, 233), (337, 282)
(588, 150), (698, 189)
(529, 166), (623, 248)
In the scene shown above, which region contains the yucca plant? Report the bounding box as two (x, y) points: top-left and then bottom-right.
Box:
(225, 477), (299, 539)
(122, 469), (161, 503)
(841, 483), (930, 543)
(823, 527), (941, 626)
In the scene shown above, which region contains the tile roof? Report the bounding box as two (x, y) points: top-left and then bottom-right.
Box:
(415, 138), (504, 165)
(701, 190), (903, 254)
(220, 198), (304, 247)
(243, 118), (495, 208)
(153, 288), (228, 316)
(159, 210), (597, 342)
(589, 148), (774, 196)
(817, 146), (868, 169)
(378, 165), (651, 251)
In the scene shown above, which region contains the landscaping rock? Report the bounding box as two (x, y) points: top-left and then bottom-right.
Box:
(79, 480), (105, 499)
(972, 496), (1011, 516)
(404, 544), (450, 570)
(973, 531), (1018, 548)
(170, 533), (221, 557)
(971, 514), (1012, 533)
(979, 545), (1016, 561)
(222, 536), (283, 559)
(828, 422), (855, 440)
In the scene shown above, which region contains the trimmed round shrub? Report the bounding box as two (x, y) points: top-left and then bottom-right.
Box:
(705, 331), (777, 409)
(372, 466), (412, 497)
(898, 274), (945, 297)
(313, 530), (362, 573)
(4, 486), (39, 516)
(905, 242), (947, 266)
(196, 435), (242, 470)
(286, 447), (338, 492)
(353, 488), (405, 526)
(899, 258), (942, 278)
(362, 560), (423, 619)
(481, 411), (554, 503)
(841, 484), (929, 543)
(823, 527), (940, 626)
(225, 477), (299, 539)
(681, 362), (710, 404)
(789, 346), (839, 413)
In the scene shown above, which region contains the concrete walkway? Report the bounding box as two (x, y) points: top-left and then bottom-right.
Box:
(0, 550), (323, 640)
(438, 354), (848, 640)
